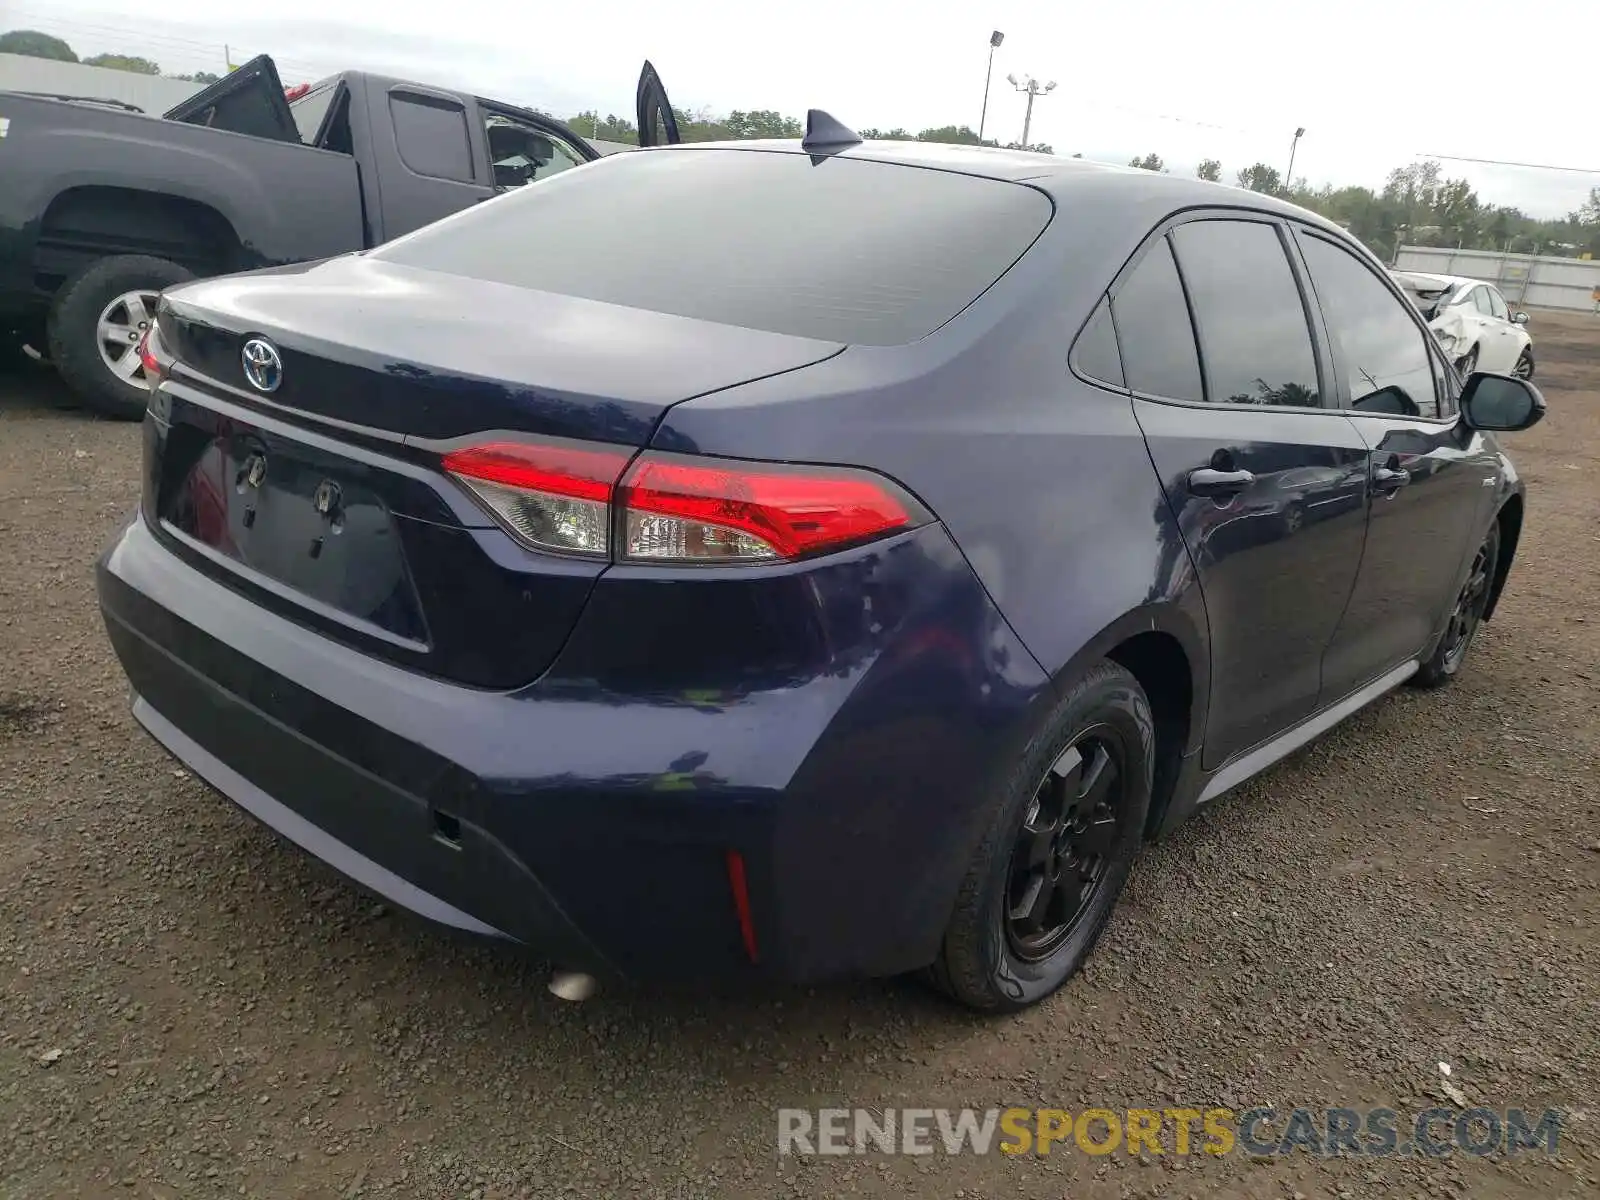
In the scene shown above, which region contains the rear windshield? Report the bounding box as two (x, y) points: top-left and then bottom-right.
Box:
(371, 147), (1054, 345)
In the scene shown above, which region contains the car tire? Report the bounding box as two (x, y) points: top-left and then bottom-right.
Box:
(1455, 345), (1478, 377)
(924, 659), (1154, 1013)
(1412, 520), (1501, 689)
(1513, 347), (1534, 380)
(47, 255), (194, 421)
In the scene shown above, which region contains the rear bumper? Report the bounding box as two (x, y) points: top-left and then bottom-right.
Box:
(98, 512), (1051, 984)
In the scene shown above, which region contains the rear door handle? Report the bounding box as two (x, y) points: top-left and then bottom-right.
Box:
(1187, 467), (1255, 497)
(1373, 466), (1411, 493)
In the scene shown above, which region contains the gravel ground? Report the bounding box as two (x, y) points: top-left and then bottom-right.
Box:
(2, 311), (1597, 1200)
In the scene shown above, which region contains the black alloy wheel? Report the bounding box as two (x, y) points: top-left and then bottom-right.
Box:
(1006, 733), (1124, 962)
(1413, 521), (1501, 688)
(925, 659), (1153, 1012)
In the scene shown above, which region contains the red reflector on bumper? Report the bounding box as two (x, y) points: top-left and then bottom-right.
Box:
(725, 849), (759, 964)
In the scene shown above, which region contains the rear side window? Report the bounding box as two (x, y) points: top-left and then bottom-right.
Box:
(390, 92), (475, 183)
(1074, 298), (1124, 388)
(1110, 237), (1203, 402)
(372, 148), (1053, 345)
(1297, 233), (1439, 418)
(1171, 220), (1320, 408)
(290, 85), (336, 146)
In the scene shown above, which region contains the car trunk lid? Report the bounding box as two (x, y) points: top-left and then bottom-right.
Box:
(145, 256), (844, 688)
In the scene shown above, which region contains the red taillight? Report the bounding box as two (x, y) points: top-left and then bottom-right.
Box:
(441, 440), (630, 557)
(136, 318), (175, 390)
(442, 439), (928, 564)
(619, 453), (923, 562)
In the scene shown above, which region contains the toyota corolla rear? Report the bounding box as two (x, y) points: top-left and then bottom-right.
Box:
(95, 144), (1057, 984)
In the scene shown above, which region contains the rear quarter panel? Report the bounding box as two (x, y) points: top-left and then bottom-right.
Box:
(650, 204), (1210, 748)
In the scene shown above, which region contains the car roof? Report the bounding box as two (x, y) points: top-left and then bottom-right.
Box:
(645, 139), (1352, 234)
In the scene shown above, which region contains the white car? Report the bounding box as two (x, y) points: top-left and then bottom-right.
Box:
(1390, 271), (1534, 380)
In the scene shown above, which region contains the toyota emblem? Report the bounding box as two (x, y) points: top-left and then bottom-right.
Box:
(313, 479), (342, 518)
(240, 337), (283, 393)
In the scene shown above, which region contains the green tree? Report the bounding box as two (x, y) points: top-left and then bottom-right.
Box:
(0, 29), (77, 60)
(1005, 141), (1054, 154)
(857, 127), (913, 140)
(1236, 163), (1282, 194)
(1575, 187), (1600, 225)
(916, 124), (998, 147)
(83, 53), (161, 75)
(1128, 153), (1166, 172)
(1196, 158), (1222, 182)
(173, 71), (220, 85)
(567, 111), (639, 143)
(724, 110), (802, 139)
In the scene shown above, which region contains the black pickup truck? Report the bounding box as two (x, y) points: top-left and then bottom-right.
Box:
(0, 55), (680, 417)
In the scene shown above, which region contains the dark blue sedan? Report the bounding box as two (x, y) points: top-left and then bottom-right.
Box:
(97, 127), (1544, 1011)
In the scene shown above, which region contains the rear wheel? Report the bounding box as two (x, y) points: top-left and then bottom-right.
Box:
(924, 660), (1153, 1012)
(47, 255), (194, 420)
(1412, 521), (1500, 689)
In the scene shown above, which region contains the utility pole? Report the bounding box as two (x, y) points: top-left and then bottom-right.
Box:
(978, 31), (1004, 142)
(1284, 126), (1305, 194)
(1007, 74), (1056, 148)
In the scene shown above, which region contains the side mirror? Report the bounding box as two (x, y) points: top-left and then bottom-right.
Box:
(1460, 372), (1546, 432)
(1510, 311), (1530, 325)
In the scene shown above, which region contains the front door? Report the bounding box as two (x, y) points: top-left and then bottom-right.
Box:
(1114, 217), (1371, 769)
(1294, 229), (1500, 698)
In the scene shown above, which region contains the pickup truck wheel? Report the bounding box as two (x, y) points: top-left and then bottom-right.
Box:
(47, 255), (194, 421)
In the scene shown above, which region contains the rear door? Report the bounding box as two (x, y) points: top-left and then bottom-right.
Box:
(1121, 215), (1371, 769)
(1293, 229), (1498, 697)
(1480, 285), (1521, 372)
(635, 60), (680, 147)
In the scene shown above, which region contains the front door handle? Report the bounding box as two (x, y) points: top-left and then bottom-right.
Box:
(1373, 466), (1411, 493)
(1188, 467), (1256, 497)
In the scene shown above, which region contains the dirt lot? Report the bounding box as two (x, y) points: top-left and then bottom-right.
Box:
(2, 310), (1598, 1200)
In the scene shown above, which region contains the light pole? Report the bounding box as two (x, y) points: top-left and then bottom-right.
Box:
(1008, 73), (1056, 148)
(1285, 126), (1305, 193)
(978, 31), (1004, 143)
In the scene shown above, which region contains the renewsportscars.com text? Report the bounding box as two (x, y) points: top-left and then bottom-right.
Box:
(777, 1106), (1563, 1158)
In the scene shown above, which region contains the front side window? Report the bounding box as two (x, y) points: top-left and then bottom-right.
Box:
(1298, 232), (1440, 419)
(1485, 287), (1510, 321)
(485, 113), (587, 190)
(1472, 288), (1496, 317)
(1109, 237), (1203, 402)
(390, 92), (475, 183)
(1170, 219), (1320, 408)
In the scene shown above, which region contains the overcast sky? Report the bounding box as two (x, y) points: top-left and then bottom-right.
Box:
(10, 0), (1597, 217)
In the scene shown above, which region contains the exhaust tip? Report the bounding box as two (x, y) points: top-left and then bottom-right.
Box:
(548, 970), (598, 1002)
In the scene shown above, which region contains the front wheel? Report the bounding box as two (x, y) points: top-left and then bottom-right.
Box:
(923, 659), (1153, 1012)
(46, 255), (195, 420)
(1412, 521), (1500, 689)
(1512, 347), (1534, 380)
(1455, 345), (1479, 378)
